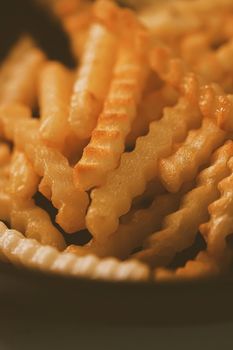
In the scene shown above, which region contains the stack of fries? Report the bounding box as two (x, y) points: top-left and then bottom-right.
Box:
(1, 0), (233, 282)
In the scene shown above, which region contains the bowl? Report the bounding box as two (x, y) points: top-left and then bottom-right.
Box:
(1, 0), (233, 327)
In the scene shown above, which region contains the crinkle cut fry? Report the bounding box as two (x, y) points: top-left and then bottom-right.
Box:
(39, 61), (74, 149)
(0, 106), (89, 233)
(200, 157), (233, 266)
(67, 191), (181, 259)
(74, 24), (150, 190)
(154, 252), (220, 281)
(0, 222), (149, 281)
(126, 84), (178, 148)
(159, 118), (226, 193)
(69, 21), (118, 139)
(191, 38), (233, 89)
(139, 0), (233, 47)
(150, 46), (233, 123)
(0, 37), (46, 107)
(86, 92), (202, 241)
(133, 141), (233, 267)
(0, 150), (66, 250)
(16, 121), (89, 233)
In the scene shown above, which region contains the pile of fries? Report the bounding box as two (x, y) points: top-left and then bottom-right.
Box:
(1, 0), (233, 282)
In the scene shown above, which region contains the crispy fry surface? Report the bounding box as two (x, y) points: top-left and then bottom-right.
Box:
(39, 61), (74, 149)
(1, 0), (233, 282)
(74, 22), (149, 190)
(134, 141), (233, 267)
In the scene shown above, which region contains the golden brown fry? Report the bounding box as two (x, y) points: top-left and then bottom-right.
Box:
(154, 252), (220, 281)
(140, 0), (233, 49)
(0, 223), (149, 281)
(134, 141), (233, 267)
(126, 84), (178, 148)
(8, 151), (39, 199)
(159, 118), (226, 193)
(39, 61), (74, 149)
(0, 151), (65, 250)
(67, 192), (181, 259)
(0, 107), (89, 233)
(151, 46), (233, 132)
(69, 22), (118, 139)
(15, 121), (89, 233)
(74, 25), (149, 190)
(217, 94), (233, 131)
(200, 157), (233, 267)
(86, 94), (202, 241)
(193, 39), (233, 89)
(0, 37), (46, 107)
(0, 104), (31, 139)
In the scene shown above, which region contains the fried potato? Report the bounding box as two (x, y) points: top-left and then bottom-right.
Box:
(68, 192), (181, 259)
(8, 151), (39, 199)
(0, 109), (89, 233)
(0, 152), (65, 250)
(200, 157), (233, 267)
(126, 84), (178, 148)
(73, 24), (149, 190)
(69, 22), (118, 139)
(217, 94), (233, 131)
(193, 39), (233, 89)
(140, 0), (233, 49)
(86, 96), (202, 240)
(134, 141), (233, 267)
(154, 252), (220, 281)
(159, 118), (226, 192)
(0, 223), (149, 281)
(15, 120), (89, 233)
(0, 104), (31, 139)
(39, 61), (74, 149)
(0, 37), (46, 107)
(151, 46), (233, 130)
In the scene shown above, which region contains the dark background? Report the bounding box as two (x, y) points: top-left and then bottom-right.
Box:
(0, 0), (75, 66)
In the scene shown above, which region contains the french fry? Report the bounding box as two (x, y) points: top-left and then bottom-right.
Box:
(151, 46), (233, 130)
(126, 84), (178, 148)
(0, 104), (31, 139)
(67, 192), (181, 259)
(39, 61), (74, 149)
(8, 151), (39, 200)
(154, 252), (220, 281)
(0, 107), (89, 233)
(140, 0), (233, 49)
(159, 118), (226, 192)
(0, 223), (149, 281)
(86, 94), (202, 240)
(69, 22), (118, 139)
(134, 141), (233, 267)
(0, 152), (65, 250)
(200, 157), (233, 267)
(193, 39), (233, 88)
(0, 37), (46, 107)
(73, 24), (149, 190)
(15, 120), (89, 233)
